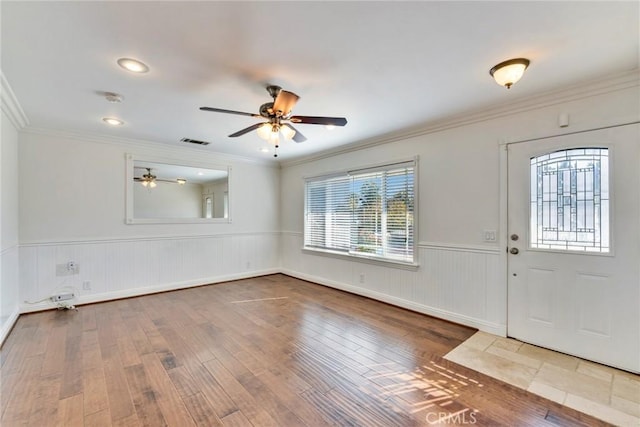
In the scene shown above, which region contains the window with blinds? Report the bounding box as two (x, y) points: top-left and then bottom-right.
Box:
(304, 160), (416, 264)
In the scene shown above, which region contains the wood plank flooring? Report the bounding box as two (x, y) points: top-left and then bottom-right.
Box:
(0, 274), (610, 426)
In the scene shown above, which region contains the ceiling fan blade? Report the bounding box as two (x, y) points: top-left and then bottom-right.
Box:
(282, 123), (307, 143)
(273, 90), (299, 116)
(229, 122), (265, 137)
(200, 107), (260, 118)
(289, 116), (347, 126)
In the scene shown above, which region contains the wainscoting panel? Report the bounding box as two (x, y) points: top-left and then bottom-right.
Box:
(19, 232), (280, 312)
(281, 232), (506, 335)
(1, 245), (20, 345)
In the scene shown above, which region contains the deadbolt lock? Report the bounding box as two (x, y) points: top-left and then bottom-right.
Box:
(511, 234), (519, 241)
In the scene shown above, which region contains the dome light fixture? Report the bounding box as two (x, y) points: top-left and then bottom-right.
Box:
(102, 117), (124, 126)
(490, 58), (530, 89)
(117, 57), (149, 73)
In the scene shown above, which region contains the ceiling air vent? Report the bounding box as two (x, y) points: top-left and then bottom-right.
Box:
(180, 137), (210, 146)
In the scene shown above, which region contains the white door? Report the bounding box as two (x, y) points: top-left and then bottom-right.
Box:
(507, 124), (639, 373)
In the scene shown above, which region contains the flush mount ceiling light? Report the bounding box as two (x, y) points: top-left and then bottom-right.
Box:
(102, 117), (124, 126)
(489, 58), (530, 89)
(117, 57), (149, 73)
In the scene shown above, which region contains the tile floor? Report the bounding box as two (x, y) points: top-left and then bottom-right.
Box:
(444, 331), (640, 426)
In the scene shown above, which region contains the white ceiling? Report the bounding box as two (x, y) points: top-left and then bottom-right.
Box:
(2, 1), (638, 162)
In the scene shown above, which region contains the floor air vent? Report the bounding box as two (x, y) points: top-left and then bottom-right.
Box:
(181, 137), (210, 146)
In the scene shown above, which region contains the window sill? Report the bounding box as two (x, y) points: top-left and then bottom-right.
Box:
(302, 247), (419, 271)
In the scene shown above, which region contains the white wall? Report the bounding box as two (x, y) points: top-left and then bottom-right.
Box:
(1, 109), (21, 343)
(280, 73), (639, 334)
(18, 131), (280, 311)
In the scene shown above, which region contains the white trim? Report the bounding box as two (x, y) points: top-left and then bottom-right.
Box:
(418, 241), (501, 254)
(301, 247), (419, 271)
(282, 69), (639, 168)
(0, 308), (20, 348)
(303, 158), (418, 266)
(18, 231), (280, 247)
(0, 71), (29, 129)
(281, 268), (507, 336)
(20, 268), (280, 314)
(500, 120), (640, 147)
(125, 153), (233, 225)
(0, 244), (19, 256)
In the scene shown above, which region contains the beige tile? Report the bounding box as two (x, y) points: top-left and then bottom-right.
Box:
(611, 395), (640, 418)
(491, 337), (523, 353)
(613, 374), (640, 404)
(527, 381), (566, 405)
(485, 345), (543, 370)
(565, 394), (640, 427)
(534, 363), (611, 405)
(517, 343), (580, 371)
(444, 344), (537, 389)
(460, 331), (496, 351)
(576, 360), (614, 383)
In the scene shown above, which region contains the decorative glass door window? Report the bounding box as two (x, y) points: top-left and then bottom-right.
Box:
(530, 148), (609, 253)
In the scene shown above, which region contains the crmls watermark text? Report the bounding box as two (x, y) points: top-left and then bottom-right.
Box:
(426, 410), (478, 424)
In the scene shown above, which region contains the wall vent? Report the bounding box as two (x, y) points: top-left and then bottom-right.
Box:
(180, 137), (210, 146)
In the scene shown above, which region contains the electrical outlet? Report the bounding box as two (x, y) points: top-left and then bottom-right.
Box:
(57, 262), (80, 276)
(359, 273), (365, 284)
(82, 281), (91, 291)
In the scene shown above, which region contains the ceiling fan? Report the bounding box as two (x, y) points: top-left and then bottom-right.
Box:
(134, 167), (186, 188)
(200, 85), (347, 155)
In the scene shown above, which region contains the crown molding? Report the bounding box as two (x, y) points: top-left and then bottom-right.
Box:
(281, 69), (639, 168)
(0, 71), (29, 130)
(20, 126), (278, 168)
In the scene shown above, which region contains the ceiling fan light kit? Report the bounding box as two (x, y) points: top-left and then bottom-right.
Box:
(134, 167), (188, 189)
(200, 84), (348, 157)
(490, 58), (530, 89)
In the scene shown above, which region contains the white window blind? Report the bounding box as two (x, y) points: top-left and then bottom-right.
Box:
(304, 161), (416, 264)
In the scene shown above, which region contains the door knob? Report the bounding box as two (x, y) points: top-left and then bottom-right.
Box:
(510, 247), (519, 255)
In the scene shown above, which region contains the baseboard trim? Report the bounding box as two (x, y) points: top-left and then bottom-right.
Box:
(15, 267), (506, 338)
(0, 308), (20, 348)
(19, 268), (280, 313)
(281, 268), (506, 336)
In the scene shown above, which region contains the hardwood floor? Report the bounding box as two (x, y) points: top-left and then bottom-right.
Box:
(0, 274), (610, 426)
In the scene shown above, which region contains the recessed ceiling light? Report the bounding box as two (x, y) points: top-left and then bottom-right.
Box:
(197, 171), (204, 176)
(260, 147), (270, 153)
(117, 58), (149, 73)
(325, 125), (336, 131)
(102, 117), (124, 126)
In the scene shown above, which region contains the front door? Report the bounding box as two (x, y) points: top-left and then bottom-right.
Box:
(507, 124), (639, 373)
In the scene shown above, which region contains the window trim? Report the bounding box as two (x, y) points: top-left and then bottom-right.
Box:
(303, 156), (419, 268)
